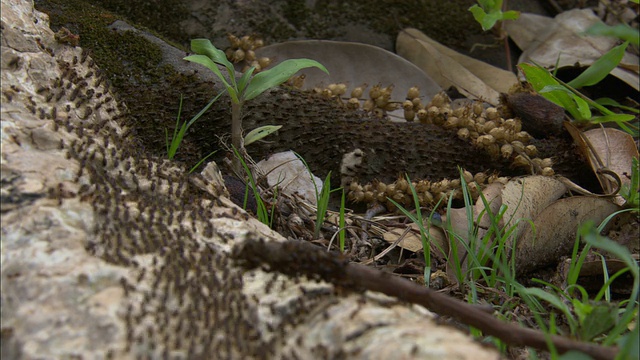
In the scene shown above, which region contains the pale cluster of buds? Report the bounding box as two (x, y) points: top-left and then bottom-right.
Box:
(347, 171), (509, 208)
(307, 82), (402, 118)
(224, 34), (271, 72)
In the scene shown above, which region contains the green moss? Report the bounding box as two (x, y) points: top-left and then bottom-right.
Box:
(35, 0), (213, 165)
(92, 0), (191, 46)
(36, 0), (165, 89)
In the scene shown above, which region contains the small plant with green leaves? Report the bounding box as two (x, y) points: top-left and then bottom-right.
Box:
(521, 219), (639, 355)
(293, 152), (341, 239)
(519, 43), (638, 136)
(620, 157), (639, 210)
(468, 0), (520, 70)
(468, 0), (520, 32)
(184, 39), (328, 171)
(166, 93), (223, 163)
(387, 174), (447, 287)
(338, 189), (347, 253)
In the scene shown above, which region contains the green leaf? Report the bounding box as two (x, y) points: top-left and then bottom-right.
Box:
(589, 113), (636, 124)
(190, 39), (233, 68)
(521, 64), (572, 106)
(243, 125), (282, 146)
(586, 23), (639, 46)
(574, 95), (591, 120)
(237, 66), (256, 94)
(524, 288), (573, 317)
(183, 54), (239, 103)
(578, 303), (617, 341)
(468, 0), (519, 31)
(595, 98), (640, 113)
(469, 5), (492, 31)
(190, 38), (238, 90)
(536, 83), (589, 119)
(167, 91), (225, 160)
(568, 42), (628, 88)
(243, 59), (329, 101)
(521, 64), (590, 120)
(501, 10), (520, 20)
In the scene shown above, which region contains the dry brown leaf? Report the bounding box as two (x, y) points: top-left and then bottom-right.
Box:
(381, 224), (448, 261)
(515, 197), (621, 273)
(396, 28), (518, 105)
(500, 176), (569, 244)
(582, 128), (640, 206)
(505, 9), (639, 90)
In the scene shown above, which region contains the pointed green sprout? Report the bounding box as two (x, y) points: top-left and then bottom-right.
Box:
(183, 39), (329, 170)
(469, 0), (520, 31)
(184, 39), (328, 104)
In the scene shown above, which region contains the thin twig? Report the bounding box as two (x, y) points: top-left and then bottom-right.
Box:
(232, 238), (619, 360)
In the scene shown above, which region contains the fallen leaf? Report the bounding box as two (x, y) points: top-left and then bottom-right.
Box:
(500, 176), (569, 244)
(505, 9), (639, 91)
(582, 127), (640, 205)
(558, 256), (639, 295)
(381, 224), (449, 261)
(515, 197), (621, 273)
(396, 28), (518, 105)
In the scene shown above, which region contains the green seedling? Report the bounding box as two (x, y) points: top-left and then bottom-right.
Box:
(339, 189), (346, 253)
(519, 62), (637, 135)
(184, 39), (328, 171)
(619, 157), (639, 209)
(166, 92), (224, 160)
(522, 219), (638, 348)
(233, 147), (271, 226)
(387, 174), (446, 287)
(468, 0), (520, 31)
(293, 151), (339, 239)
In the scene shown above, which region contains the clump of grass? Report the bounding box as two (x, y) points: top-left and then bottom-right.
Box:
(391, 168), (638, 356)
(232, 147), (271, 226)
(166, 92), (223, 161)
(387, 174), (446, 287)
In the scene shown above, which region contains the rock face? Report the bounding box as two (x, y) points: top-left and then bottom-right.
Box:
(1, 0), (500, 359)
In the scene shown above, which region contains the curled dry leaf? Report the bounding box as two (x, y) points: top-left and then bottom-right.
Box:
(558, 255), (638, 295)
(515, 197), (621, 274)
(396, 28), (518, 105)
(500, 176), (569, 244)
(582, 127), (639, 206)
(254, 40), (441, 107)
